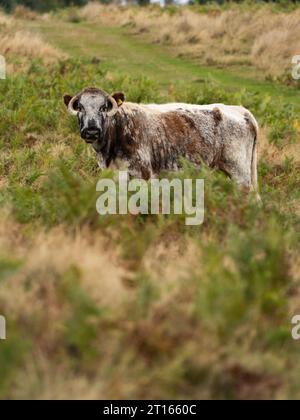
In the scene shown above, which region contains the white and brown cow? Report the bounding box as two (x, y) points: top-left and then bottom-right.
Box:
(64, 87), (259, 195)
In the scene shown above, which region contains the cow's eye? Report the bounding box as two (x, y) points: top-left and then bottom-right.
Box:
(99, 106), (107, 113)
(74, 101), (83, 112)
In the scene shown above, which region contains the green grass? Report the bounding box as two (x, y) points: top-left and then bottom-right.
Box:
(25, 19), (300, 109)
(0, 10), (300, 399)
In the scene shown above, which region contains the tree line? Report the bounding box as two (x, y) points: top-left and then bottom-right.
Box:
(1, 0), (299, 13)
(0, 0), (87, 12)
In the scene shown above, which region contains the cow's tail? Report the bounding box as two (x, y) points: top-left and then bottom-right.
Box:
(248, 112), (261, 202)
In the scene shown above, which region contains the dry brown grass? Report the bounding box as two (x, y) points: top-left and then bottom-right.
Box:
(0, 213), (203, 399)
(0, 218), (130, 313)
(0, 11), (14, 27)
(1, 211), (297, 399)
(79, 3), (300, 78)
(0, 30), (64, 63)
(258, 127), (300, 165)
(13, 5), (38, 21)
(0, 11), (64, 64)
(0, 217), (125, 398)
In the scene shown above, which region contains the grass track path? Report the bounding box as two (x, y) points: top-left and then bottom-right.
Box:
(28, 20), (299, 107)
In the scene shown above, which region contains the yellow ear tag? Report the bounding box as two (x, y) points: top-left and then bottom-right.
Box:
(117, 99), (123, 107)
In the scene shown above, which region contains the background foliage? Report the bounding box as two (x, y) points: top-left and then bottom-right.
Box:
(0, 3), (300, 400)
(2, 0), (300, 13)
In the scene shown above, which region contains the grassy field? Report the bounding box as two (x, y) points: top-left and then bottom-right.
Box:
(26, 18), (300, 107)
(76, 3), (300, 85)
(0, 4), (300, 400)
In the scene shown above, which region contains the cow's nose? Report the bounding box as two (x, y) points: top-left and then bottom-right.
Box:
(81, 127), (101, 143)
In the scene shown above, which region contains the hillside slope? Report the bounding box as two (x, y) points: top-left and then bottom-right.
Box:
(0, 7), (300, 399)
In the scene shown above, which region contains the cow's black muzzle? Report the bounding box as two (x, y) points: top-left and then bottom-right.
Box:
(81, 128), (101, 143)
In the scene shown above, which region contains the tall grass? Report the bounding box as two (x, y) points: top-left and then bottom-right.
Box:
(78, 2), (300, 82)
(0, 7), (300, 399)
(0, 11), (64, 64)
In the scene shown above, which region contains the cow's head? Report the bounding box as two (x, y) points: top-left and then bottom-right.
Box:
(63, 87), (125, 149)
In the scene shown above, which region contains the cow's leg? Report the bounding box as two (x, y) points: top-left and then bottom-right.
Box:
(128, 150), (153, 180)
(220, 135), (258, 192)
(230, 138), (261, 201)
(108, 156), (153, 180)
(222, 157), (261, 202)
(110, 158), (130, 172)
(128, 162), (153, 180)
(220, 154), (252, 192)
(230, 166), (252, 193)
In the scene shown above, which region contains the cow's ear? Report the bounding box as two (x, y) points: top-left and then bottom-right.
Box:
(63, 94), (73, 107)
(112, 92), (125, 107)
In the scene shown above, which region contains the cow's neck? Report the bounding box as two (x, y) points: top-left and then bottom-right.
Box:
(102, 110), (140, 166)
